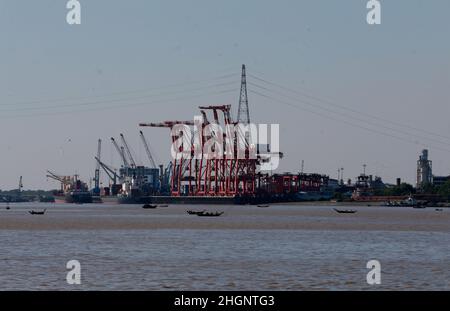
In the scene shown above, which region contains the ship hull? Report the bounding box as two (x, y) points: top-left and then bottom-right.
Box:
(117, 195), (236, 205)
(54, 192), (93, 204)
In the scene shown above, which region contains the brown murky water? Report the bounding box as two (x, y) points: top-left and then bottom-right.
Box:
(0, 203), (449, 290)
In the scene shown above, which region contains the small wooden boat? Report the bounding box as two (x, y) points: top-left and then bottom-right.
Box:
(29, 209), (46, 215)
(197, 211), (224, 217)
(333, 208), (357, 214)
(435, 208), (444, 212)
(142, 204), (157, 209)
(187, 210), (205, 215)
(257, 204), (270, 208)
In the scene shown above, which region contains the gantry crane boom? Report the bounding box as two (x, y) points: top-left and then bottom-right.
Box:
(111, 137), (129, 168)
(95, 157), (119, 185)
(140, 120), (195, 196)
(120, 133), (136, 168)
(120, 147), (127, 166)
(139, 131), (157, 169)
(46, 170), (66, 184)
(46, 170), (71, 191)
(93, 139), (102, 194)
(139, 120), (195, 128)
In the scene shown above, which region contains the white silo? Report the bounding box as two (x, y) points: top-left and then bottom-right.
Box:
(416, 149), (433, 189)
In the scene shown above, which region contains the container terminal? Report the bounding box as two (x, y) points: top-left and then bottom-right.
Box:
(41, 65), (332, 205)
(41, 66), (450, 206)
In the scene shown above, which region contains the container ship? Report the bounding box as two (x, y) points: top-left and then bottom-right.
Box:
(47, 171), (93, 204)
(52, 189), (93, 204)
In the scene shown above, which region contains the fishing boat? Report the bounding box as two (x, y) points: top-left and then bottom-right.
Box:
(197, 211), (224, 217)
(142, 204), (157, 209)
(29, 209), (46, 215)
(257, 204), (270, 208)
(187, 210), (205, 215)
(333, 208), (357, 214)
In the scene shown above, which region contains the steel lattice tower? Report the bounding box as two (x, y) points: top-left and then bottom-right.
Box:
(237, 64), (250, 124)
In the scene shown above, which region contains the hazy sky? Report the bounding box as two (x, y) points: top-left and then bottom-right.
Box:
(1, 0), (449, 190)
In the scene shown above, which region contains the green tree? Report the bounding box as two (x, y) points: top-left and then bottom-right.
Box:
(384, 183), (415, 196)
(437, 180), (450, 198)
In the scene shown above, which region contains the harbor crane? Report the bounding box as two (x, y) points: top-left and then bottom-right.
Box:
(94, 157), (119, 186)
(46, 170), (67, 184)
(120, 133), (137, 168)
(111, 137), (129, 168)
(140, 121), (195, 196)
(18, 176), (23, 194)
(46, 170), (72, 191)
(93, 139), (102, 195)
(120, 147), (127, 166)
(139, 130), (157, 169)
(12, 176), (25, 200)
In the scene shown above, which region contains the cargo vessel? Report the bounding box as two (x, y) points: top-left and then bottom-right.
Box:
(53, 190), (93, 204)
(47, 171), (93, 204)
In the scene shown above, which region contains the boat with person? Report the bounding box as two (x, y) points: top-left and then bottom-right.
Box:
(187, 210), (206, 215)
(196, 211), (224, 217)
(142, 204), (157, 209)
(29, 209), (46, 215)
(333, 208), (357, 214)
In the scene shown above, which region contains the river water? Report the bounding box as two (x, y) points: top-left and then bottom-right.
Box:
(0, 203), (449, 290)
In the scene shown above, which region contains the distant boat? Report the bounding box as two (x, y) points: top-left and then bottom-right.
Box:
(333, 208), (357, 214)
(435, 208), (444, 212)
(187, 210), (205, 215)
(197, 211), (224, 217)
(384, 195), (419, 208)
(29, 209), (46, 215)
(142, 204), (157, 209)
(257, 204), (270, 208)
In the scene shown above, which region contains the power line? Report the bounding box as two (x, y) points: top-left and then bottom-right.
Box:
(0, 71), (240, 107)
(0, 88), (237, 120)
(248, 72), (450, 142)
(248, 81), (450, 148)
(0, 81), (238, 114)
(249, 88), (450, 154)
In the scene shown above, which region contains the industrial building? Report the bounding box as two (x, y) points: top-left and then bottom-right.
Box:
(416, 149), (433, 189)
